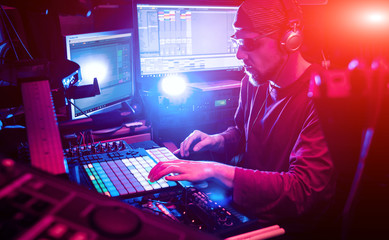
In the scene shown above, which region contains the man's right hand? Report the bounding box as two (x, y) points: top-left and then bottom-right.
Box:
(173, 130), (225, 158)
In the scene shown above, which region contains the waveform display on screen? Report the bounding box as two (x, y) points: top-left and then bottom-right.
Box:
(136, 4), (241, 77)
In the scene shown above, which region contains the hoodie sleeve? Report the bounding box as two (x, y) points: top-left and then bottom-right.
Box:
(232, 108), (335, 224)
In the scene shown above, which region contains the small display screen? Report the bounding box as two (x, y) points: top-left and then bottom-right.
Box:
(215, 99), (227, 107)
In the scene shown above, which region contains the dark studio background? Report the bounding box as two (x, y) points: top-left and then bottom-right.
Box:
(0, 1), (388, 239)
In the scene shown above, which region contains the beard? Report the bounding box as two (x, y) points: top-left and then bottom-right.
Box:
(245, 67), (267, 87)
(244, 57), (285, 87)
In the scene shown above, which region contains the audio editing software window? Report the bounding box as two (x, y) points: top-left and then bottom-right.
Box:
(65, 30), (134, 119)
(136, 4), (241, 77)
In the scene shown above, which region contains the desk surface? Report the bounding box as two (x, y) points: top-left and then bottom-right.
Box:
(62, 120), (151, 148)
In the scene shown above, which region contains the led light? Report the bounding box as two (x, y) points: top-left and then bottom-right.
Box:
(86, 10), (92, 18)
(365, 11), (386, 25)
(348, 59), (359, 70)
(314, 74), (322, 86)
(160, 75), (188, 97)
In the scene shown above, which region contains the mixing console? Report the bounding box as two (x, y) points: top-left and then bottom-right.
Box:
(64, 140), (259, 238)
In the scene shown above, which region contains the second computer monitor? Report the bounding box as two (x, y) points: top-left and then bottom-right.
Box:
(65, 29), (134, 119)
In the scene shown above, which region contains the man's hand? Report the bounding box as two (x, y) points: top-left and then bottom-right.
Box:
(173, 130), (225, 158)
(148, 159), (235, 188)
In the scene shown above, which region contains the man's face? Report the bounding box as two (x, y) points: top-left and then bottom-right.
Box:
(232, 29), (286, 86)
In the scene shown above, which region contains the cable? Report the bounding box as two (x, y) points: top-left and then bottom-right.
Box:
(78, 132), (84, 146)
(0, 6), (34, 60)
(0, 8), (18, 61)
(66, 97), (90, 118)
(321, 49), (329, 70)
(91, 126), (123, 135)
(90, 131), (95, 145)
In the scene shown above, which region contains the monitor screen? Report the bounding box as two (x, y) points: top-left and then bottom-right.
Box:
(65, 29), (134, 119)
(133, 1), (243, 85)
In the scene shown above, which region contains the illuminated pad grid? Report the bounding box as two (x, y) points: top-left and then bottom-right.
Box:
(82, 147), (179, 198)
(146, 147), (178, 164)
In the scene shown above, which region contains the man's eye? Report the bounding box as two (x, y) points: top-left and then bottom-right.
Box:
(231, 39), (240, 49)
(243, 39), (254, 50)
(240, 38), (256, 51)
(230, 38), (258, 51)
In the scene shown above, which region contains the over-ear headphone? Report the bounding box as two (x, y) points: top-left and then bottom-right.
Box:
(280, 0), (303, 52)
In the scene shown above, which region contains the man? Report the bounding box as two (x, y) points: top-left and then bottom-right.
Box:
(148, 0), (335, 233)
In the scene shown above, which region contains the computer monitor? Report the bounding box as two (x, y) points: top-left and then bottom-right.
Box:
(132, 0), (243, 88)
(65, 29), (134, 119)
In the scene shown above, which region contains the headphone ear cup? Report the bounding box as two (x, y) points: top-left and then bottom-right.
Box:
(280, 29), (303, 52)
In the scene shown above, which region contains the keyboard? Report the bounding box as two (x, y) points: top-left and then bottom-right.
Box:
(65, 141), (183, 199)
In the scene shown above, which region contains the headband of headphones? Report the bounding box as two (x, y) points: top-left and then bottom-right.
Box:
(282, 0), (303, 28)
(280, 0), (303, 52)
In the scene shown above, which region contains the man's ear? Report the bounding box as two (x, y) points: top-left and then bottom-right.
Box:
(280, 27), (303, 52)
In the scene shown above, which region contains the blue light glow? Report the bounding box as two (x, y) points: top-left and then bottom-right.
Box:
(79, 56), (109, 85)
(160, 75), (188, 97)
(207, 188), (230, 207)
(314, 74), (322, 86)
(86, 10), (92, 18)
(348, 59), (360, 70)
(208, 192), (226, 202)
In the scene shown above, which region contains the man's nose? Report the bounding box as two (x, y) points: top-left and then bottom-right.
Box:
(235, 46), (248, 61)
